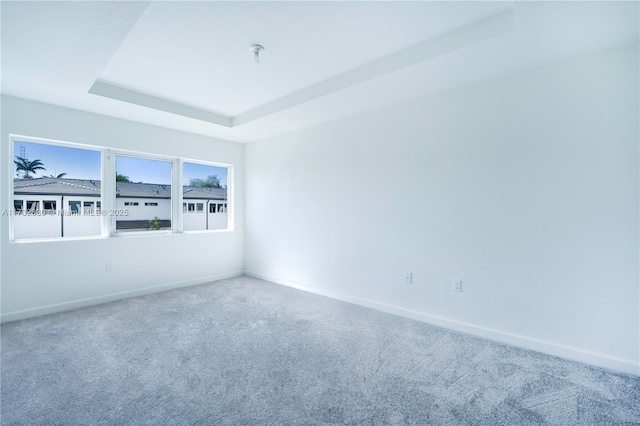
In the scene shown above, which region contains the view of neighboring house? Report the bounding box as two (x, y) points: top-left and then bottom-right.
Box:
(12, 177), (227, 239)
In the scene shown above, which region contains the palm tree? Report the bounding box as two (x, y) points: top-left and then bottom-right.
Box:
(49, 173), (67, 178)
(14, 156), (46, 179)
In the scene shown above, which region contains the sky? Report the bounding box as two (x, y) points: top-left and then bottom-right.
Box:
(14, 141), (228, 187)
(14, 141), (101, 180)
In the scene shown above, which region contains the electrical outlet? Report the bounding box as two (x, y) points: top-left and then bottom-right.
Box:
(453, 279), (462, 292)
(404, 272), (412, 284)
(105, 262), (113, 272)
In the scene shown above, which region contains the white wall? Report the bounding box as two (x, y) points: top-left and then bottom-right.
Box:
(116, 197), (171, 221)
(12, 195), (103, 239)
(183, 205), (228, 231)
(12, 209), (62, 239)
(245, 46), (640, 374)
(1, 96), (245, 320)
(207, 210), (228, 230)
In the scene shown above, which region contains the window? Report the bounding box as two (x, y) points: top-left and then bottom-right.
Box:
(115, 156), (172, 233)
(11, 139), (101, 239)
(9, 136), (232, 241)
(43, 200), (57, 215)
(182, 161), (229, 231)
(69, 200), (81, 214)
(83, 201), (95, 215)
(26, 200), (39, 213)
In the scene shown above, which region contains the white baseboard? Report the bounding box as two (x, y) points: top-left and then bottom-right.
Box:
(245, 271), (639, 377)
(1, 270), (244, 323)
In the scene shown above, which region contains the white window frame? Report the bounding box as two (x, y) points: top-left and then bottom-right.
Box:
(7, 134), (234, 242)
(8, 134), (105, 242)
(181, 157), (234, 233)
(111, 151), (178, 237)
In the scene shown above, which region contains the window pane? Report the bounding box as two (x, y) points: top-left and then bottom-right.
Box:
(26, 200), (39, 213)
(83, 201), (94, 215)
(182, 162), (228, 231)
(43, 200), (57, 215)
(116, 156), (172, 232)
(13, 140), (101, 239)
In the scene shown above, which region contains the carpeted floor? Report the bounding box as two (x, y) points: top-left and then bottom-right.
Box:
(2, 276), (639, 425)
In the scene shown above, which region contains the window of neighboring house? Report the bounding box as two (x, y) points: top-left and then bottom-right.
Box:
(12, 139), (101, 240)
(43, 200), (56, 215)
(69, 200), (81, 214)
(182, 161), (229, 231)
(115, 155), (172, 233)
(26, 200), (39, 213)
(83, 201), (95, 215)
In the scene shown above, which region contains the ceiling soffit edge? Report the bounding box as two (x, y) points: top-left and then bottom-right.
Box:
(88, 9), (518, 129)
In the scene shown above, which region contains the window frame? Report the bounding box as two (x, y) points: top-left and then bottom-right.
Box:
(8, 134), (234, 243)
(43, 200), (57, 213)
(111, 151), (178, 237)
(181, 158), (233, 234)
(8, 135), (105, 242)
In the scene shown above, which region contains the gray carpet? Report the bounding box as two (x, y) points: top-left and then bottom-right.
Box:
(2, 276), (639, 425)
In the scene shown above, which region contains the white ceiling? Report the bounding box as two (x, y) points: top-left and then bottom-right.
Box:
(98, 1), (512, 117)
(1, 1), (638, 143)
